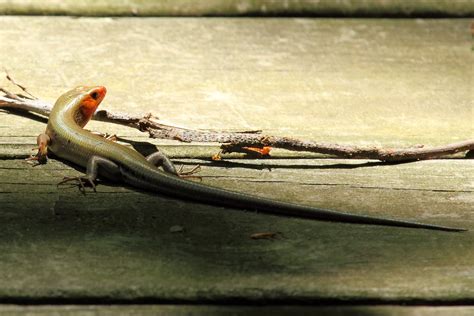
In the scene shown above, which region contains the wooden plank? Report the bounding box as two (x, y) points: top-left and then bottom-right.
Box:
(0, 16), (472, 304)
(0, 158), (472, 302)
(1, 305), (474, 316)
(0, 17), (471, 147)
(0, 0), (472, 17)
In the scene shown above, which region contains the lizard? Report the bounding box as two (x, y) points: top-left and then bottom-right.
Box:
(30, 86), (465, 232)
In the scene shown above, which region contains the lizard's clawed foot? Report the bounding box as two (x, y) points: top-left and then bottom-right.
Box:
(25, 153), (44, 166)
(90, 131), (118, 142)
(177, 164), (202, 180)
(105, 134), (118, 142)
(26, 134), (50, 165)
(26, 139), (49, 165)
(57, 175), (97, 194)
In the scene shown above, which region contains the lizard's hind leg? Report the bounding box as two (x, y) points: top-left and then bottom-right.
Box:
(146, 150), (200, 178)
(58, 156), (121, 194)
(146, 150), (179, 175)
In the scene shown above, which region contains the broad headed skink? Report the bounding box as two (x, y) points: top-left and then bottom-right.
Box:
(32, 86), (465, 232)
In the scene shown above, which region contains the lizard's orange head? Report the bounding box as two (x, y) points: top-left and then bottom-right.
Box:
(71, 86), (107, 127)
(53, 86), (108, 128)
(79, 86), (107, 118)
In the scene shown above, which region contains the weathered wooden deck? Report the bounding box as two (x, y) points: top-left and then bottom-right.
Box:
(0, 9), (472, 315)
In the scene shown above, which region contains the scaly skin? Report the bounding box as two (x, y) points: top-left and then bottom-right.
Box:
(35, 86), (466, 232)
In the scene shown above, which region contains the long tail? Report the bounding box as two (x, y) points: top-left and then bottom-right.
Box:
(123, 167), (467, 232)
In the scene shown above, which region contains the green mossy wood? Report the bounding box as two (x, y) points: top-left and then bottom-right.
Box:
(0, 0), (473, 16)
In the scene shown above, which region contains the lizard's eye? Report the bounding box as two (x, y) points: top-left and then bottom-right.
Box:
(90, 91), (99, 100)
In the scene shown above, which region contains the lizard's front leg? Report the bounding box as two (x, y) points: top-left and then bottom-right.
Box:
(58, 156), (121, 194)
(26, 133), (51, 164)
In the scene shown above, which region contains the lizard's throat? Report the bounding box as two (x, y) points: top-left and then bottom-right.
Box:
(74, 107), (96, 128)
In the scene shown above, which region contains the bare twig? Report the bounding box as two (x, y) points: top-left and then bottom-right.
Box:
(0, 84), (472, 162)
(221, 138), (474, 162)
(0, 94), (51, 116)
(4, 69), (37, 100)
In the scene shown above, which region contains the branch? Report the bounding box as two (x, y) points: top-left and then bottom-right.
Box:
(1, 85), (472, 162)
(220, 138), (474, 162)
